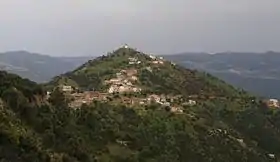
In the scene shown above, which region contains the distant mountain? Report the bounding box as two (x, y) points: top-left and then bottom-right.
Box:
(0, 51), (92, 83)
(163, 52), (280, 99)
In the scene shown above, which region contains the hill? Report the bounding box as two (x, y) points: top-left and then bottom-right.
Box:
(163, 52), (280, 98)
(1, 47), (280, 161)
(0, 51), (91, 82)
(49, 47), (243, 98)
(1, 50), (280, 99)
(46, 46), (280, 161)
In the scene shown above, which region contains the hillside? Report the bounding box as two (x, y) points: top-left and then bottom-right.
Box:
(0, 71), (51, 161)
(1, 47), (280, 161)
(46, 46), (280, 161)
(0, 51), (91, 82)
(49, 47), (244, 98)
(163, 52), (280, 98)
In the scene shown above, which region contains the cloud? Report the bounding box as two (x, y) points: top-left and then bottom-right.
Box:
(0, 0), (279, 56)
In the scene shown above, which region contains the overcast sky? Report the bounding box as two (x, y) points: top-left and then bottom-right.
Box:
(0, 0), (279, 56)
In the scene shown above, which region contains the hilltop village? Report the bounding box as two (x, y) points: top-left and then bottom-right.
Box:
(47, 45), (195, 113)
(47, 45), (280, 111)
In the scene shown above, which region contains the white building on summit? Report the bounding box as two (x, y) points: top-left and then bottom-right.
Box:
(123, 44), (129, 49)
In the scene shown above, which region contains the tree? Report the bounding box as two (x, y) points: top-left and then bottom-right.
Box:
(2, 87), (28, 112)
(48, 88), (69, 108)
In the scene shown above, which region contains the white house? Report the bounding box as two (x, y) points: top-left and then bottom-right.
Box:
(127, 82), (133, 86)
(139, 101), (145, 105)
(149, 95), (161, 103)
(128, 57), (137, 62)
(108, 86), (117, 94)
(132, 87), (141, 92)
(183, 100), (197, 106)
(62, 85), (73, 92)
(149, 55), (156, 60)
(109, 78), (121, 83)
(119, 86), (127, 93)
(268, 154), (275, 159)
(131, 76), (138, 81)
(152, 61), (159, 64)
(188, 100), (196, 105)
(268, 99), (279, 108)
(46, 91), (51, 99)
(124, 44), (129, 49)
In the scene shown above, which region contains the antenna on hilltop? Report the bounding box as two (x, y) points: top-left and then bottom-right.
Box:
(123, 44), (129, 49)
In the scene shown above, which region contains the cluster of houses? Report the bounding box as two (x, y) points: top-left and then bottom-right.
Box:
(146, 94), (196, 113)
(124, 44), (165, 65)
(47, 83), (198, 113)
(69, 91), (107, 108)
(45, 45), (196, 110)
(128, 55), (165, 66)
(128, 57), (141, 65)
(105, 69), (142, 94)
(149, 55), (164, 64)
(265, 99), (280, 108)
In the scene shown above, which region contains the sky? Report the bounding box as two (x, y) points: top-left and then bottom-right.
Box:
(0, 0), (279, 56)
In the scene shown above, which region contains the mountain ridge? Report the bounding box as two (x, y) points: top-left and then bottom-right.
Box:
(49, 46), (247, 98)
(1, 47), (280, 161)
(0, 51), (92, 82)
(163, 52), (280, 98)
(1, 50), (280, 98)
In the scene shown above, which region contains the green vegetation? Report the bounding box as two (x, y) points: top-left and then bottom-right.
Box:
(49, 47), (247, 98)
(1, 47), (280, 161)
(48, 47), (146, 91)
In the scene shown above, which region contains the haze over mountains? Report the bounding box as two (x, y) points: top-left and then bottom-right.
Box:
(164, 51), (280, 99)
(1, 50), (280, 98)
(0, 51), (92, 82)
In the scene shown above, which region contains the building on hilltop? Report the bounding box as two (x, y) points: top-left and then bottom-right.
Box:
(124, 44), (129, 49)
(119, 44), (140, 53)
(149, 55), (156, 60)
(267, 99), (279, 108)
